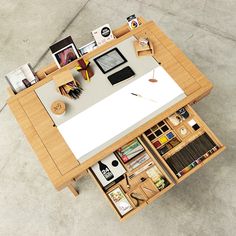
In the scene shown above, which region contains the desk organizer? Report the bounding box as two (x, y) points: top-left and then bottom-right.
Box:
(53, 70), (83, 99)
(90, 137), (174, 220)
(142, 105), (224, 183)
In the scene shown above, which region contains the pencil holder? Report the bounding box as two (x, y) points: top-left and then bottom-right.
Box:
(53, 70), (83, 99)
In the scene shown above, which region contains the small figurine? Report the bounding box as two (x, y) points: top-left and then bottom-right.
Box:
(76, 58), (94, 81)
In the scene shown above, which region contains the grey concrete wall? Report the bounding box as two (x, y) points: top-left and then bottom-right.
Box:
(0, 0), (235, 235)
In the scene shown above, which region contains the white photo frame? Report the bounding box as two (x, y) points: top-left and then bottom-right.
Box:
(52, 43), (80, 68)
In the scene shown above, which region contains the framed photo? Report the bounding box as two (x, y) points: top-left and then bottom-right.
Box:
(50, 36), (80, 68)
(93, 47), (127, 74)
(108, 186), (133, 216)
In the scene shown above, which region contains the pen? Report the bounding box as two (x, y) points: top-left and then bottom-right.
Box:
(131, 93), (158, 103)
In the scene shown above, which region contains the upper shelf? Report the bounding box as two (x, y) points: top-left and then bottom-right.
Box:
(7, 17), (147, 100)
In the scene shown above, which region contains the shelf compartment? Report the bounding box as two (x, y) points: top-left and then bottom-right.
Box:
(142, 105), (225, 183)
(88, 136), (174, 221)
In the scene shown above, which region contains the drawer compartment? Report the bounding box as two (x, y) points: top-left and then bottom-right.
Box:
(142, 105), (225, 183)
(89, 137), (174, 221)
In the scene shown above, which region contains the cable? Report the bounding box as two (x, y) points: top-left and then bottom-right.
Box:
(0, 103), (7, 113)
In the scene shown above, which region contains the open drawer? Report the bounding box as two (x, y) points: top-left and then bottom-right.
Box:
(89, 137), (174, 221)
(142, 105), (225, 183)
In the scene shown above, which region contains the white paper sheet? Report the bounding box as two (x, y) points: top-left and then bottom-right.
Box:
(58, 66), (186, 162)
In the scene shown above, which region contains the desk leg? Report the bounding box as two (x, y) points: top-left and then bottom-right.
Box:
(67, 180), (79, 197)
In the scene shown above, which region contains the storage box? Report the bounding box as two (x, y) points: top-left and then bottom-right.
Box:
(134, 40), (154, 56)
(53, 70), (75, 89)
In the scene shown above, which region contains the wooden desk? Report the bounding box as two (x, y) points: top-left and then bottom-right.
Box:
(7, 17), (225, 220)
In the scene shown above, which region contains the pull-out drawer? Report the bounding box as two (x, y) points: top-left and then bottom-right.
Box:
(89, 105), (225, 221)
(89, 137), (174, 221)
(142, 105), (225, 183)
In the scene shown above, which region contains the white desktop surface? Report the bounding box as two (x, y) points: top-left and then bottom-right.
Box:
(36, 37), (159, 126)
(58, 66), (186, 163)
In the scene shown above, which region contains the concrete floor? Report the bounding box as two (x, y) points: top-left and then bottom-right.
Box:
(0, 0), (236, 235)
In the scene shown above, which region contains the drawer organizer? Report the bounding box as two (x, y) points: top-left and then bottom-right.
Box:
(89, 105), (225, 220)
(142, 105), (225, 183)
(89, 137), (174, 221)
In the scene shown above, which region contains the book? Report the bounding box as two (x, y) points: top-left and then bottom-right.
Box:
(92, 24), (114, 46)
(126, 152), (150, 171)
(108, 187), (133, 216)
(50, 36), (80, 68)
(5, 63), (37, 93)
(127, 14), (139, 30)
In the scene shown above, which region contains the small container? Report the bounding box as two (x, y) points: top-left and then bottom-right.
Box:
(51, 100), (66, 115)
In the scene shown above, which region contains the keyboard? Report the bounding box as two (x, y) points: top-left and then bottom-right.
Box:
(107, 66), (135, 85)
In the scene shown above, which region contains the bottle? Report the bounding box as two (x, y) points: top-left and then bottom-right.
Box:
(98, 161), (114, 181)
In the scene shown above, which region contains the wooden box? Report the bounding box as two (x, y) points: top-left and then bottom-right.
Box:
(53, 70), (75, 90)
(134, 40), (154, 56)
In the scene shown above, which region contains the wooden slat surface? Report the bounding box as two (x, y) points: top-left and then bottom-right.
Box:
(8, 99), (63, 189)
(18, 92), (79, 176)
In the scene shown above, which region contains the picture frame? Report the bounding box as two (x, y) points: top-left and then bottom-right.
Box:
(107, 186), (133, 216)
(93, 47), (127, 74)
(50, 36), (80, 68)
